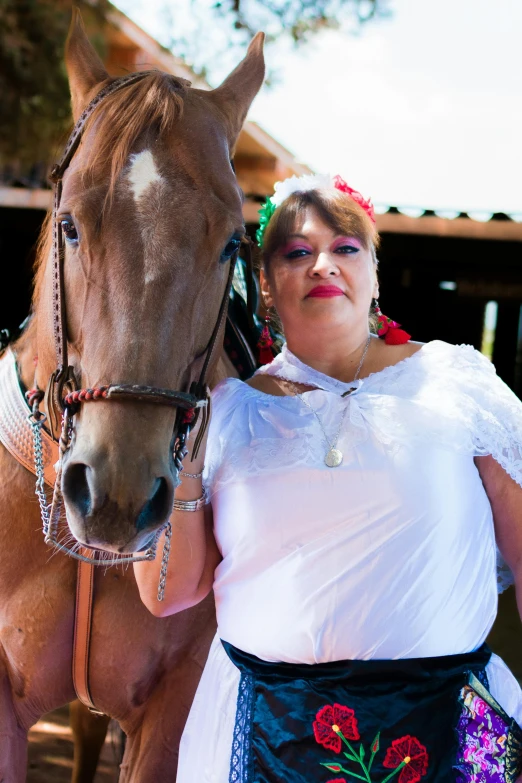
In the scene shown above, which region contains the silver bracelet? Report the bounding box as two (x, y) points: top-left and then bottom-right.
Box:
(180, 470), (203, 479)
(173, 493), (206, 512)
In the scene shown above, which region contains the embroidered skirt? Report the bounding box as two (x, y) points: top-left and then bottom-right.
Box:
(222, 641), (522, 783)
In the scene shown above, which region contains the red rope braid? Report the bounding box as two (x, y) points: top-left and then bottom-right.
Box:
(64, 387), (110, 406)
(26, 388), (44, 407)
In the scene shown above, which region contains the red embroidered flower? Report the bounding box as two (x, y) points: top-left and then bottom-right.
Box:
(333, 175), (376, 223)
(383, 736), (429, 783)
(326, 779), (347, 783)
(324, 764), (343, 772)
(313, 703), (360, 753)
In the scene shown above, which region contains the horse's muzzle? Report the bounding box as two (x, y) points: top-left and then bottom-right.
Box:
(62, 460), (175, 551)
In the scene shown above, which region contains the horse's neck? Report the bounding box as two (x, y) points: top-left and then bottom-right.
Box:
(11, 325), (39, 392)
(211, 351), (240, 388)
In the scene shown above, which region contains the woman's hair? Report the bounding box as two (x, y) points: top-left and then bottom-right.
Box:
(260, 188), (380, 272)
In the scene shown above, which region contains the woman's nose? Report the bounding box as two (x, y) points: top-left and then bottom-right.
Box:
(310, 252), (339, 277)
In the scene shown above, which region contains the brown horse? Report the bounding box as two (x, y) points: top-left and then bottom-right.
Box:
(0, 11), (264, 781)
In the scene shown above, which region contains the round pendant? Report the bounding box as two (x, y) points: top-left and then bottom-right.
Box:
(325, 448), (343, 468)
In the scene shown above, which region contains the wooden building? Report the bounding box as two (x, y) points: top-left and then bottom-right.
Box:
(375, 208), (522, 395)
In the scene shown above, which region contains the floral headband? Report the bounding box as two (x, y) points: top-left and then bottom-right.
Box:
(256, 174), (376, 248)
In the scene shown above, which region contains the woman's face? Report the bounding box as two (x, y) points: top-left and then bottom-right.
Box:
(261, 207), (378, 336)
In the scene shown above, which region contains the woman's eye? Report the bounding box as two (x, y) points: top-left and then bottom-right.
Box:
(61, 218), (78, 243)
(335, 244), (359, 254)
(284, 248), (310, 260)
(220, 237), (241, 262)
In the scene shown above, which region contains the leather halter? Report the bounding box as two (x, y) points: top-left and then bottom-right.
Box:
(47, 71), (239, 438)
(45, 70), (241, 491)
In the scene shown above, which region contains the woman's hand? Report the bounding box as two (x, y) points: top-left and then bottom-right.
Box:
(133, 394), (220, 617)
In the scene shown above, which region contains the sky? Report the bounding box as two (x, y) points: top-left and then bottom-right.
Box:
(115, 0), (522, 215)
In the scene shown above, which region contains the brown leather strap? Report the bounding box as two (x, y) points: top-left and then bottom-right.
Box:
(49, 73), (149, 417)
(72, 553), (102, 714)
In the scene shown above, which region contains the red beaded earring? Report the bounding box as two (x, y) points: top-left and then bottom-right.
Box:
(257, 313), (275, 364)
(373, 300), (411, 345)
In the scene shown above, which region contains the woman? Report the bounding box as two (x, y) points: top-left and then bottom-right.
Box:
(134, 173), (522, 783)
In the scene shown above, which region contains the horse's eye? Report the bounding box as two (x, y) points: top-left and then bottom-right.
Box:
(220, 236), (241, 263)
(61, 218), (78, 243)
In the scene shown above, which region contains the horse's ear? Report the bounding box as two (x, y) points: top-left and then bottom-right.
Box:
(209, 32), (265, 147)
(65, 8), (109, 122)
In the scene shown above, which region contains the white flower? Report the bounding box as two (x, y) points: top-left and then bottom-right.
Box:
(271, 173), (335, 207)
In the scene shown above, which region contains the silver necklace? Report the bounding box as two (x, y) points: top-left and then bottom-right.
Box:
(288, 335), (371, 468)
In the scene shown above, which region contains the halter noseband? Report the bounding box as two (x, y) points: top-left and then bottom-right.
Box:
(29, 72), (244, 565)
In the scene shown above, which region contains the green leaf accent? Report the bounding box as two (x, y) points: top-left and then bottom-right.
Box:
(256, 197), (277, 248)
(371, 732), (380, 755)
(343, 751), (360, 763)
(359, 743), (365, 759)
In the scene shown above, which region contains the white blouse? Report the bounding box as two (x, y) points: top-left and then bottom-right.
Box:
(177, 341), (522, 781)
(203, 341), (522, 663)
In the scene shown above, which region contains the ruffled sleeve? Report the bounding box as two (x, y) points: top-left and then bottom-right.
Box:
(392, 342), (522, 593)
(447, 344), (522, 486)
(453, 345), (522, 592)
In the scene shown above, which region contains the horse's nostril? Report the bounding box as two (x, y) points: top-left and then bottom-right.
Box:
(136, 477), (172, 533)
(63, 463), (92, 517)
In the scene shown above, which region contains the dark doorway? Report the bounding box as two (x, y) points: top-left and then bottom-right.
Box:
(0, 206), (46, 336)
(377, 231), (522, 395)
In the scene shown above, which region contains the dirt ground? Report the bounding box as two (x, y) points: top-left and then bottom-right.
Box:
(27, 705), (120, 783)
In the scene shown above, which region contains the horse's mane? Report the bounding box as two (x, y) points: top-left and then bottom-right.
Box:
(31, 71), (186, 307)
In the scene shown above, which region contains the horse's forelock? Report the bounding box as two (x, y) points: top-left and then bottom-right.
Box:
(80, 71), (185, 207)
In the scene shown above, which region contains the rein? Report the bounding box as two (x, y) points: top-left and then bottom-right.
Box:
(29, 72), (244, 569)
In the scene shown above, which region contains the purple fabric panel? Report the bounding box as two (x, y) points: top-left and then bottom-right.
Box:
(455, 686), (509, 782)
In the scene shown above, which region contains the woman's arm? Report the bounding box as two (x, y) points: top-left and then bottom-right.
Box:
(476, 455), (522, 613)
(133, 419), (221, 618)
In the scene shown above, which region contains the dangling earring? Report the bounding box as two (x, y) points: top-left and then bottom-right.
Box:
(372, 299), (411, 345)
(257, 313), (275, 365)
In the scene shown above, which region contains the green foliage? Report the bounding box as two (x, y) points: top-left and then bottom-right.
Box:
(0, 0), (110, 171)
(0, 0), (72, 167)
(228, 0), (384, 44)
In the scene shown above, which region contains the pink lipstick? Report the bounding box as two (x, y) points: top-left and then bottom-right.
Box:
(306, 285), (345, 298)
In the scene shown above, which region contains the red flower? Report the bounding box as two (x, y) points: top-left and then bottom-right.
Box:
(383, 736), (429, 783)
(313, 703), (360, 753)
(326, 779), (347, 783)
(324, 764), (342, 772)
(333, 175), (376, 223)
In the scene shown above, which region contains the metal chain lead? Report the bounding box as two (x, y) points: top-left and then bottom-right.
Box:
(157, 522), (172, 601)
(27, 397), (167, 565)
(27, 411), (51, 537)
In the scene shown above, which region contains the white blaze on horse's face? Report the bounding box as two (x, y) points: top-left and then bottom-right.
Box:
(128, 150), (163, 202)
(127, 149), (168, 283)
